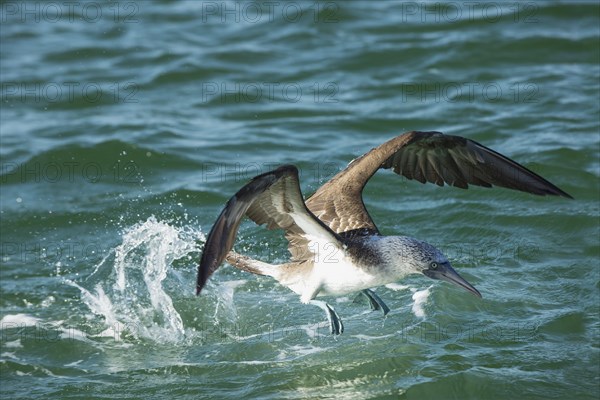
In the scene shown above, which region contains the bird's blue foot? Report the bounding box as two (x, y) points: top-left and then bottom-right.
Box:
(310, 300), (344, 335)
(356, 289), (390, 316)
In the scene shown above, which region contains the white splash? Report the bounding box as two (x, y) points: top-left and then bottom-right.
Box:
(0, 314), (41, 327)
(385, 283), (411, 291)
(411, 287), (431, 318)
(213, 280), (245, 323)
(3, 339), (22, 349)
(59, 327), (95, 343)
(68, 216), (202, 344)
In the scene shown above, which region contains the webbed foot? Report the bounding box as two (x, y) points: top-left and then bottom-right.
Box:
(310, 300), (344, 335)
(355, 289), (390, 316)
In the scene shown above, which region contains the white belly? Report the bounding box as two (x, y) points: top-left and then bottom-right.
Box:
(317, 259), (382, 296)
(300, 255), (387, 297)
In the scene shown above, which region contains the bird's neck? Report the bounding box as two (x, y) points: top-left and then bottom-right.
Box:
(345, 235), (420, 279)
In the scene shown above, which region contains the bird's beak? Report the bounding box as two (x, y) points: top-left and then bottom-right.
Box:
(423, 263), (482, 298)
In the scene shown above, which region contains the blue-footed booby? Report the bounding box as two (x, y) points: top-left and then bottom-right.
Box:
(196, 131), (572, 334)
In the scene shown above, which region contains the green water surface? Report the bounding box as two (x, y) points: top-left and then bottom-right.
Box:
(1, 1), (599, 399)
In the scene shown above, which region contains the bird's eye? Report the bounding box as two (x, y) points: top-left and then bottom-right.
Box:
(430, 262), (438, 269)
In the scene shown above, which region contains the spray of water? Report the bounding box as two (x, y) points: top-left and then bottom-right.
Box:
(68, 216), (202, 344)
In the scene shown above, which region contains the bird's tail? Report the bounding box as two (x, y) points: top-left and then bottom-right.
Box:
(225, 251), (279, 277)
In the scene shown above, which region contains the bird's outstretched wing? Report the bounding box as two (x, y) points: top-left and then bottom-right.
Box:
(196, 165), (342, 295)
(306, 131), (572, 234)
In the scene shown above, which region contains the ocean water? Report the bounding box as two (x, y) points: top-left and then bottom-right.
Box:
(1, 1), (599, 399)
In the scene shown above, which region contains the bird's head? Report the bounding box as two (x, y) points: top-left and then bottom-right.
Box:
(383, 236), (482, 298)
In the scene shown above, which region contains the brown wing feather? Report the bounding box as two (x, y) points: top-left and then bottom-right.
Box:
(244, 167), (340, 263)
(306, 132), (421, 234)
(197, 165), (340, 295)
(306, 131), (572, 235)
(385, 133), (573, 196)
